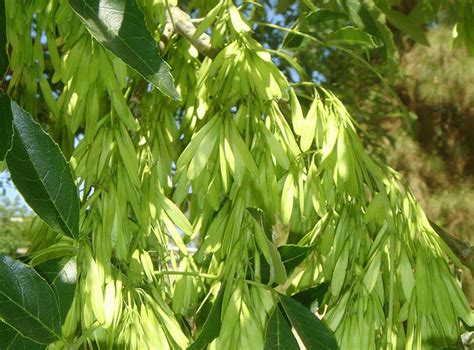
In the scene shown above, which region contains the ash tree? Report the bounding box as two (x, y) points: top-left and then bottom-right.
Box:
(0, 0), (472, 349)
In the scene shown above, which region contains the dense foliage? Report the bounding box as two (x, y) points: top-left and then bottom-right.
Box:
(0, 0), (472, 349)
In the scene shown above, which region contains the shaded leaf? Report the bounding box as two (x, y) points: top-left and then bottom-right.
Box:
(327, 26), (379, 49)
(68, 0), (179, 99)
(339, 0), (378, 34)
(5, 102), (80, 238)
(282, 19), (308, 49)
(278, 244), (312, 275)
(247, 207), (273, 240)
(453, 0), (474, 56)
(0, 322), (45, 349)
(35, 256), (77, 322)
(0, 255), (61, 344)
(188, 288), (224, 350)
(248, 208), (287, 284)
(0, 0), (7, 76)
(279, 293), (338, 350)
(307, 9), (348, 25)
(264, 306), (299, 350)
(268, 242), (288, 285)
(291, 282), (330, 309)
(383, 9), (429, 45)
(0, 93), (13, 160)
(250, 253), (271, 284)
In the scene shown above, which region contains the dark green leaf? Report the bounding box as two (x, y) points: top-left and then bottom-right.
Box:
(339, 0), (378, 33)
(327, 26), (379, 49)
(247, 207), (273, 240)
(307, 9), (348, 25)
(6, 102), (80, 238)
(35, 257), (77, 322)
(252, 253), (271, 284)
(291, 282), (330, 309)
(0, 255), (61, 344)
(188, 287), (224, 350)
(0, 0), (8, 77)
(282, 19), (308, 49)
(383, 9), (429, 45)
(264, 306), (299, 350)
(279, 293), (338, 350)
(0, 93), (13, 160)
(278, 244), (312, 275)
(251, 245), (311, 285)
(68, 0), (179, 99)
(0, 322), (45, 349)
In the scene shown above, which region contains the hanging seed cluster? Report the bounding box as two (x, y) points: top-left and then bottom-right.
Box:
(5, 0), (472, 349)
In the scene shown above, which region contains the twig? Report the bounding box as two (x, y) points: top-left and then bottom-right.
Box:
(163, 6), (218, 58)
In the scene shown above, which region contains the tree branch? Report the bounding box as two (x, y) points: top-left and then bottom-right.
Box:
(162, 6), (218, 58)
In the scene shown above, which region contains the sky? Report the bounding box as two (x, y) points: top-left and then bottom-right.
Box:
(0, 170), (29, 208)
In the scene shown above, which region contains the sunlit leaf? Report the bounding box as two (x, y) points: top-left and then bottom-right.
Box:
(68, 0), (179, 99)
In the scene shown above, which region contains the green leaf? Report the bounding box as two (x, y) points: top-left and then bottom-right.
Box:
(247, 208), (288, 284)
(339, 0), (377, 33)
(0, 0), (8, 77)
(0, 322), (45, 349)
(5, 102), (80, 238)
(338, 0), (396, 60)
(383, 9), (429, 45)
(279, 293), (338, 350)
(264, 306), (299, 350)
(246, 207), (273, 240)
(162, 197), (194, 236)
(327, 26), (379, 49)
(291, 282), (330, 309)
(68, 0), (179, 99)
(260, 126), (290, 170)
(0, 93), (13, 160)
(269, 246), (288, 284)
(453, 0), (474, 56)
(188, 288), (224, 350)
(278, 244), (312, 275)
(307, 9), (348, 25)
(0, 255), (61, 345)
(35, 257), (77, 322)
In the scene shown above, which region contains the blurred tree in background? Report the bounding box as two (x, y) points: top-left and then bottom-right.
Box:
(0, 194), (32, 255)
